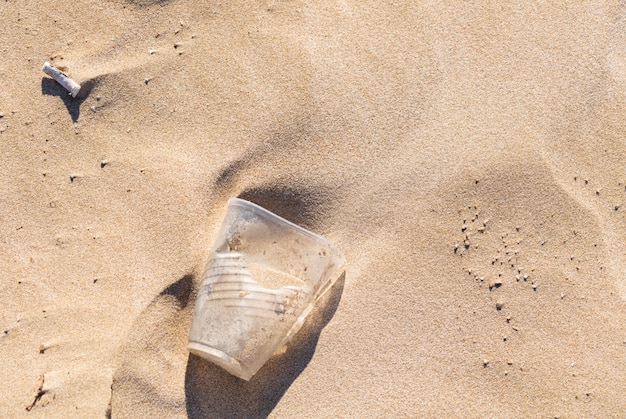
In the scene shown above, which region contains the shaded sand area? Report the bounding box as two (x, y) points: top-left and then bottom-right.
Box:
(1, 1), (626, 417)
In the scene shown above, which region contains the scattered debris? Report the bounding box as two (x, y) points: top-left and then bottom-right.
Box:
(25, 375), (45, 411)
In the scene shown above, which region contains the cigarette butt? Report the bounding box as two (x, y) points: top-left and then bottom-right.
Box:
(42, 62), (81, 98)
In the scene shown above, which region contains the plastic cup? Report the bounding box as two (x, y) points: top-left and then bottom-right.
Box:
(187, 198), (345, 380)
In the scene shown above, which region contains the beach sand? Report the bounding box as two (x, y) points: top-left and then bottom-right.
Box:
(1, 1), (625, 417)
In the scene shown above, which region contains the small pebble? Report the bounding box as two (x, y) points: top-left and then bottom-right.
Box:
(483, 359), (489, 367)
(489, 281), (502, 290)
(69, 173), (82, 182)
(90, 106), (96, 113)
(496, 301), (504, 310)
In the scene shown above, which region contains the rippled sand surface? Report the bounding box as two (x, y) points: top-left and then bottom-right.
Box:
(1, 1), (625, 416)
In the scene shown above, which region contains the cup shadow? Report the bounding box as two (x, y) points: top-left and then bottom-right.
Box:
(184, 271), (345, 418)
(41, 77), (96, 122)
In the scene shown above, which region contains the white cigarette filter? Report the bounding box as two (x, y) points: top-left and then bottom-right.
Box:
(42, 62), (81, 98)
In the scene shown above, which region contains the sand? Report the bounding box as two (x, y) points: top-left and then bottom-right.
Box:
(1, 0), (626, 417)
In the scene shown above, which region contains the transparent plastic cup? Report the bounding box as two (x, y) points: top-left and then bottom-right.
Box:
(187, 198), (346, 380)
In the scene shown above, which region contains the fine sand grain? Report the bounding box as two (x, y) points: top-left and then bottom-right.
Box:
(1, 1), (626, 417)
